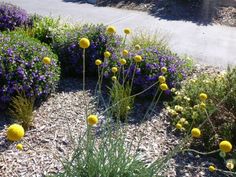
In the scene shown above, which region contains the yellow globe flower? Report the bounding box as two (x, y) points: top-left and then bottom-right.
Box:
(158, 76), (166, 83)
(191, 128), (201, 138)
(119, 58), (127, 65)
(107, 26), (116, 34)
(104, 51), (111, 58)
(112, 76), (117, 81)
(160, 83), (169, 91)
(199, 93), (208, 101)
(7, 124), (25, 141)
(200, 102), (206, 109)
(87, 115), (98, 126)
(79, 38), (90, 49)
(43, 57), (51, 65)
(208, 165), (216, 172)
(123, 50), (129, 56)
(176, 123), (182, 130)
(111, 67), (118, 73)
(219, 140), (232, 153)
(95, 59), (102, 66)
(134, 55), (142, 63)
(135, 44), (141, 50)
(16, 143), (23, 151)
(179, 118), (186, 124)
(161, 67), (168, 73)
(124, 28), (131, 35)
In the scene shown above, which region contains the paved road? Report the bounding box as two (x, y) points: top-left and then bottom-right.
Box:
(2, 0), (236, 67)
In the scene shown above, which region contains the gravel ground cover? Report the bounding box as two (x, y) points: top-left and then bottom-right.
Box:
(0, 64), (232, 177)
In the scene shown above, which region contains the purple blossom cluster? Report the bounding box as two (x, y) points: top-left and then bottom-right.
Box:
(0, 32), (60, 110)
(54, 24), (122, 77)
(0, 3), (29, 31)
(103, 47), (189, 96)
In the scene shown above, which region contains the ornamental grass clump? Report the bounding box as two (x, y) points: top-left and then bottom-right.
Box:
(9, 92), (35, 130)
(0, 3), (29, 31)
(0, 31), (60, 110)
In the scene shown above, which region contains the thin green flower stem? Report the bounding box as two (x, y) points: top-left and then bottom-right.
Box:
(122, 65), (125, 86)
(182, 148), (220, 155)
(100, 80), (160, 115)
(95, 66), (102, 110)
(82, 48), (88, 118)
(122, 34), (127, 46)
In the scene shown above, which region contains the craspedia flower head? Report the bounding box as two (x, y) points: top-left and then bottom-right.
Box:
(111, 67), (118, 73)
(7, 124), (25, 141)
(123, 49), (129, 56)
(124, 28), (131, 35)
(208, 165), (216, 172)
(158, 76), (166, 84)
(43, 57), (51, 65)
(199, 93), (208, 101)
(200, 102), (206, 110)
(79, 38), (90, 49)
(179, 118), (186, 124)
(16, 143), (23, 151)
(161, 67), (168, 73)
(134, 55), (142, 63)
(135, 44), (141, 50)
(219, 140), (232, 153)
(104, 51), (111, 58)
(119, 58), (127, 65)
(191, 128), (201, 138)
(107, 26), (116, 34)
(176, 123), (182, 130)
(160, 83), (169, 91)
(95, 59), (102, 66)
(112, 76), (117, 81)
(87, 115), (98, 126)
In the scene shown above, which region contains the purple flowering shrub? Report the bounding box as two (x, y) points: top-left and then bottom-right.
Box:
(0, 31), (60, 109)
(54, 24), (122, 77)
(104, 47), (189, 97)
(0, 3), (29, 31)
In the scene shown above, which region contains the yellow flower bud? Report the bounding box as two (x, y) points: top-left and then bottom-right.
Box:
(95, 59), (102, 66)
(123, 50), (129, 56)
(134, 55), (142, 63)
(107, 26), (116, 34)
(87, 115), (98, 126)
(79, 38), (90, 49)
(119, 58), (127, 65)
(158, 76), (166, 84)
(16, 143), (23, 151)
(219, 141), (232, 153)
(176, 123), (182, 130)
(111, 67), (118, 73)
(43, 57), (51, 65)
(199, 93), (208, 101)
(124, 28), (131, 35)
(112, 76), (117, 81)
(104, 51), (111, 58)
(160, 83), (169, 91)
(191, 128), (201, 138)
(135, 44), (141, 50)
(208, 165), (216, 172)
(161, 67), (167, 73)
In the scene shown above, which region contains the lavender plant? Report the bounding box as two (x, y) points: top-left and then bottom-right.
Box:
(0, 3), (29, 31)
(0, 31), (60, 110)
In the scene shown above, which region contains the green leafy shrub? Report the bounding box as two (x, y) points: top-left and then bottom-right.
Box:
(53, 24), (122, 77)
(0, 31), (60, 110)
(167, 70), (236, 150)
(9, 92), (35, 130)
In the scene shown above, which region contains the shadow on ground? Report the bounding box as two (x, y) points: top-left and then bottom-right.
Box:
(72, 0), (235, 26)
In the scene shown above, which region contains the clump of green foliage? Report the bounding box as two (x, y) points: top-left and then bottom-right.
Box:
(109, 82), (134, 121)
(9, 92), (35, 130)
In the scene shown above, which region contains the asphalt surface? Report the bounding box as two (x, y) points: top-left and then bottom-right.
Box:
(2, 0), (236, 67)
